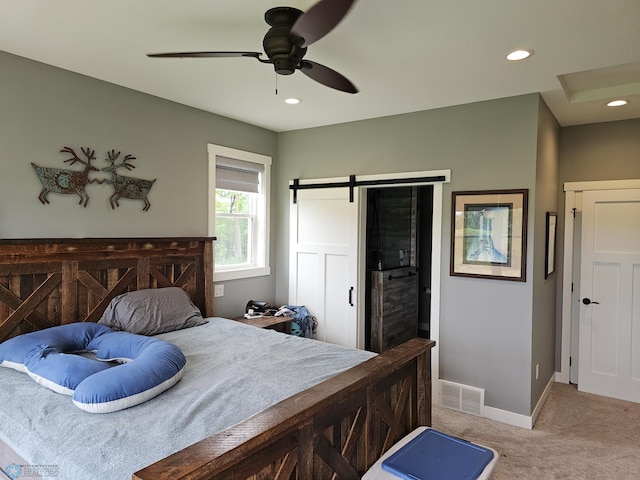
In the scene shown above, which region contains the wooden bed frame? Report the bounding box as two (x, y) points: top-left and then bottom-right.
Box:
(0, 238), (435, 480)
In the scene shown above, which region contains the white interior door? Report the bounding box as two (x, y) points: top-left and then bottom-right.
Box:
(289, 187), (359, 348)
(578, 189), (640, 402)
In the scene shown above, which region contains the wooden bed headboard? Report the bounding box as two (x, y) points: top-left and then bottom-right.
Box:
(0, 237), (215, 342)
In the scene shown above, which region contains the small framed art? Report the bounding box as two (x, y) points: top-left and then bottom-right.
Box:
(545, 212), (557, 279)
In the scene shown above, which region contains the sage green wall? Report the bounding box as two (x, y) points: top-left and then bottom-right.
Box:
(0, 51), (278, 318)
(556, 119), (640, 366)
(531, 99), (560, 408)
(277, 94), (546, 416)
(560, 119), (640, 184)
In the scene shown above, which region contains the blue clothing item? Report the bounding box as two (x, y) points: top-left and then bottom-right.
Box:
(282, 305), (315, 338)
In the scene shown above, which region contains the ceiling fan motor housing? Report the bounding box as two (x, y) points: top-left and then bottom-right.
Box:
(263, 7), (307, 75)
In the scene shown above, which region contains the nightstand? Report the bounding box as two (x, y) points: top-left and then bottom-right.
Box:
(232, 315), (295, 334)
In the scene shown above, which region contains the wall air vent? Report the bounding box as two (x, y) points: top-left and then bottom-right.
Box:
(440, 380), (484, 416)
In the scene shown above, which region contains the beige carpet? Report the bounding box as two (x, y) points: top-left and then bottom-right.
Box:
(431, 382), (640, 479)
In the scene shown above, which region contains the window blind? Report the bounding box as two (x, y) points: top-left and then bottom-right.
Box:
(215, 155), (264, 193)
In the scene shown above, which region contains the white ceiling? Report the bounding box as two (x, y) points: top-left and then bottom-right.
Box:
(2, 0), (640, 132)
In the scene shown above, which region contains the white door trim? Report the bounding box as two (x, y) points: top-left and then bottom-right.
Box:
(289, 169), (451, 394)
(558, 179), (640, 383)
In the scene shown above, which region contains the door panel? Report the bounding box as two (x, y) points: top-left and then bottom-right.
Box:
(593, 201), (640, 252)
(297, 198), (351, 246)
(579, 189), (640, 402)
(589, 263), (620, 376)
(324, 254), (353, 346)
(294, 252), (320, 312)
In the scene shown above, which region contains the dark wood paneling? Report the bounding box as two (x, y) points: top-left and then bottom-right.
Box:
(371, 267), (418, 352)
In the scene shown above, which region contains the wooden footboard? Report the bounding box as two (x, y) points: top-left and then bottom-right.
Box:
(134, 337), (435, 480)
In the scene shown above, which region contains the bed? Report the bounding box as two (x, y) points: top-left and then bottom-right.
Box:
(0, 238), (435, 480)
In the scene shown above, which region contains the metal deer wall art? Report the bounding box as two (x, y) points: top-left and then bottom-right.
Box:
(30, 146), (156, 211)
(31, 147), (99, 207)
(102, 150), (157, 212)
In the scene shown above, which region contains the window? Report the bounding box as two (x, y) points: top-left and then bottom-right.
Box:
(208, 144), (271, 281)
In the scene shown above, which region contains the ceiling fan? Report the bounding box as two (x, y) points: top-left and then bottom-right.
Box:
(147, 0), (358, 94)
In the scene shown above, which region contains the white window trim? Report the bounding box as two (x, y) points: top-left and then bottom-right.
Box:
(208, 144), (271, 282)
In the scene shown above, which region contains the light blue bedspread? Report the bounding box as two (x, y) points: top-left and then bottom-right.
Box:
(0, 318), (375, 480)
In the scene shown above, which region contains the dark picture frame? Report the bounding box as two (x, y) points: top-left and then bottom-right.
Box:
(545, 212), (558, 279)
(450, 189), (528, 281)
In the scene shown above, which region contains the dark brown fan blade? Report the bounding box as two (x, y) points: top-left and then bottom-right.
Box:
(147, 51), (263, 59)
(290, 0), (356, 47)
(299, 60), (358, 93)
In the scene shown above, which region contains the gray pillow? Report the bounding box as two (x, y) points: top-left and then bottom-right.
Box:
(98, 287), (207, 336)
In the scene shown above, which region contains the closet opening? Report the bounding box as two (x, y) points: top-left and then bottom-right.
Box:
(364, 185), (433, 352)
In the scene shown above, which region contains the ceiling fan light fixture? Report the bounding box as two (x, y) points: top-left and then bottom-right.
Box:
(607, 99), (628, 107)
(506, 49), (534, 61)
(285, 97), (301, 104)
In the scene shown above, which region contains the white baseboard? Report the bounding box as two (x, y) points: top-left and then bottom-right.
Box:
(555, 369), (570, 384)
(483, 374), (555, 429)
(531, 374), (556, 425)
(437, 375), (556, 430)
(482, 404), (533, 429)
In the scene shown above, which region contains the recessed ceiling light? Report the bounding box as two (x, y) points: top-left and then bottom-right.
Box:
(607, 99), (628, 107)
(506, 49), (534, 61)
(285, 98), (301, 105)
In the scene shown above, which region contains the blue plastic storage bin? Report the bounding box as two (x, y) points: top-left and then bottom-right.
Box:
(363, 427), (498, 480)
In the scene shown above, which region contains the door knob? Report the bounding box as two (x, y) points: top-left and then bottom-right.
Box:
(582, 298), (599, 305)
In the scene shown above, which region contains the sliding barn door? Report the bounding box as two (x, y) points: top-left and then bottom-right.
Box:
(289, 187), (359, 348)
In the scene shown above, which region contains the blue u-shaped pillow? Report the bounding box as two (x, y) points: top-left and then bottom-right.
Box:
(76, 331), (186, 413)
(0, 323), (186, 413)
